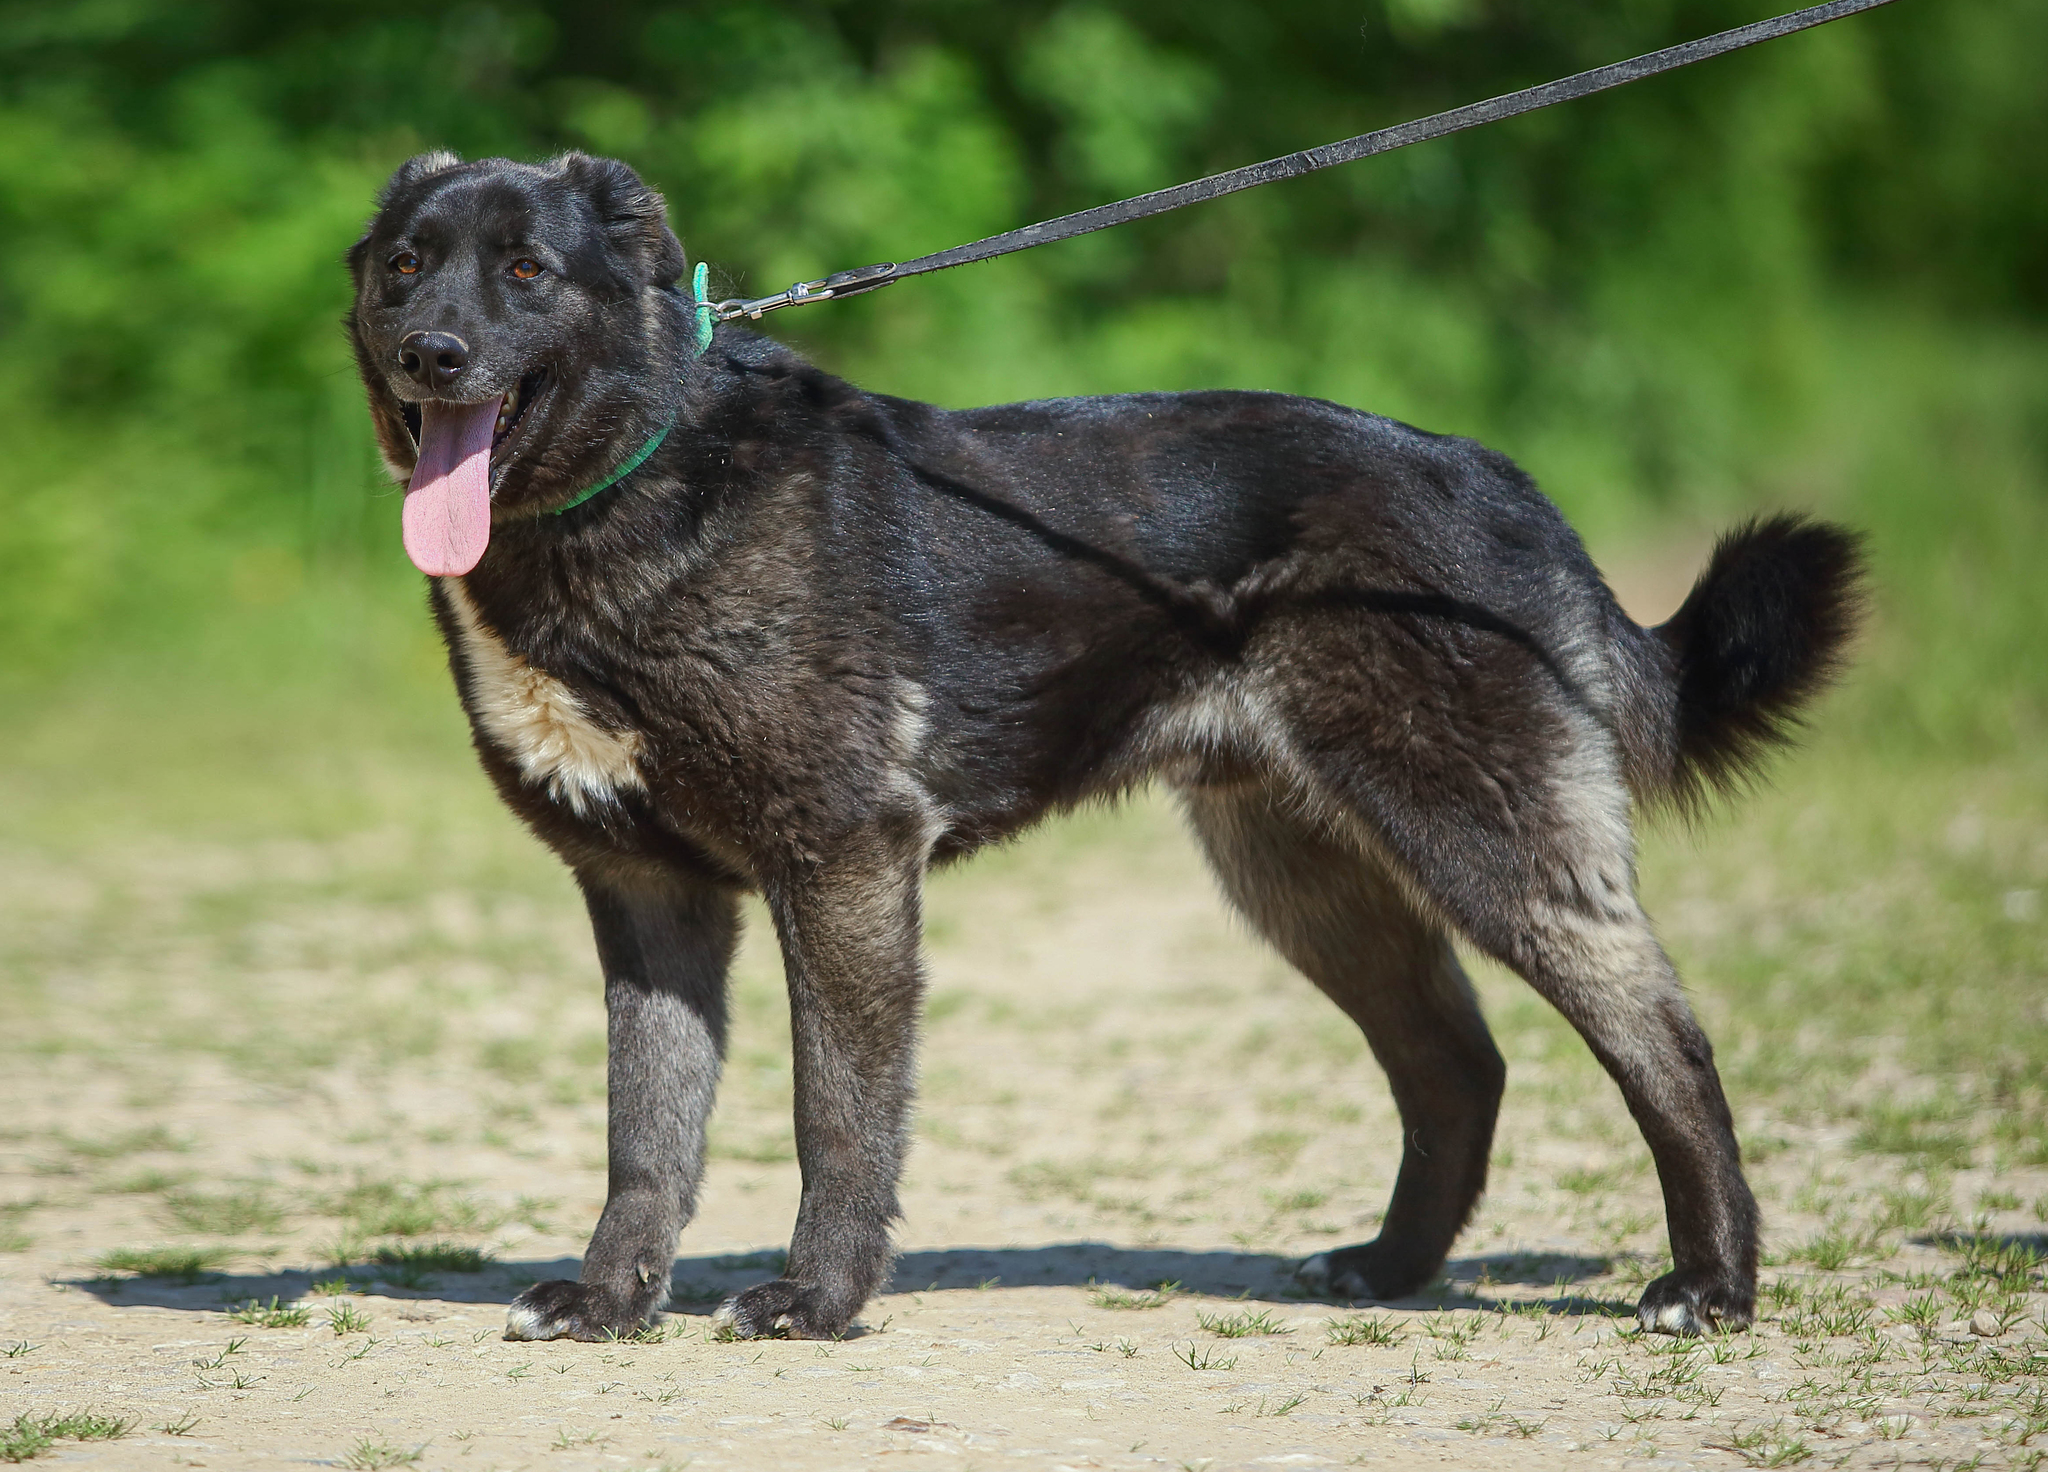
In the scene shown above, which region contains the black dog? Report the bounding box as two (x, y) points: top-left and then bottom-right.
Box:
(347, 151), (1861, 1342)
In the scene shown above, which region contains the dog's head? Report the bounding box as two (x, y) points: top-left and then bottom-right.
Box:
(348, 152), (692, 574)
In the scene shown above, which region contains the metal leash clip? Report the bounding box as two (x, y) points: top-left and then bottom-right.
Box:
(713, 262), (900, 323)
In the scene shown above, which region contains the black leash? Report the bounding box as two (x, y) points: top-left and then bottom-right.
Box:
(713, 0), (1897, 324)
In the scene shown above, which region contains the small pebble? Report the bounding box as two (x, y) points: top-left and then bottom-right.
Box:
(1968, 1309), (2002, 1338)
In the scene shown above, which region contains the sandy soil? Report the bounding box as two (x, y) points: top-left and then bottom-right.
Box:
(4, 786), (2043, 1472)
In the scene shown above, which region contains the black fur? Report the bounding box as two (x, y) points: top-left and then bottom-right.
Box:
(1648, 516), (1866, 810)
(347, 153), (1865, 1344)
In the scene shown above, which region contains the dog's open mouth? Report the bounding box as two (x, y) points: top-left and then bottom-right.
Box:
(399, 366), (550, 579)
(400, 366), (549, 458)
(493, 365), (549, 453)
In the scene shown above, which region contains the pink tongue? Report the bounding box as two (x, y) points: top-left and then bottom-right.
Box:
(402, 399), (500, 576)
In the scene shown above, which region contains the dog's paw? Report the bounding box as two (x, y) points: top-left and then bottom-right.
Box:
(1294, 1252), (1335, 1295)
(1635, 1269), (1754, 1336)
(504, 1279), (650, 1342)
(711, 1278), (847, 1341)
(1294, 1242), (1433, 1302)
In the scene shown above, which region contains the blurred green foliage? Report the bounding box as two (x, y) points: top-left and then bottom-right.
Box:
(0, 0), (2042, 759)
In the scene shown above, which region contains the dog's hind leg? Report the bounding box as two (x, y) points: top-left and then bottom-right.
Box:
(1285, 706), (1758, 1335)
(1464, 882), (1758, 1334)
(714, 818), (930, 1340)
(505, 866), (738, 1341)
(1182, 781), (1506, 1303)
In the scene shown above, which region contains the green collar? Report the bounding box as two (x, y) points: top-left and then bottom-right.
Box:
(548, 422), (671, 516)
(548, 263), (715, 519)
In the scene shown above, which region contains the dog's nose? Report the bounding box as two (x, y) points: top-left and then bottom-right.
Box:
(397, 331), (470, 393)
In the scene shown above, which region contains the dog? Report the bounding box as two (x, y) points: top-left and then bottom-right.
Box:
(347, 151), (1863, 1343)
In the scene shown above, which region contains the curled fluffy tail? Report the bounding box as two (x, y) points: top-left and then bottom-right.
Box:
(1617, 515), (1866, 812)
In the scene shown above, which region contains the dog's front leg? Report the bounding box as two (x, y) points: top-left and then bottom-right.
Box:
(715, 837), (926, 1339)
(505, 867), (739, 1342)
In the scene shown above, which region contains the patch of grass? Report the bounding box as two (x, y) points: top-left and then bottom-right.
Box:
(340, 1440), (422, 1470)
(1941, 1233), (2046, 1292)
(1196, 1307), (1292, 1338)
(0, 1203), (30, 1254)
(1263, 1187), (1329, 1212)
(1, 1410), (132, 1463)
(1425, 1318), (1490, 1351)
(92, 1244), (231, 1283)
(706, 1132), (797, 1164)
(325, 1302), (372, 1335)
(1327, 1313), (1405, 1347)
(1876, 1181), (1949, 1234)
(1173, 1341), (1237, 1371)
(1423, 1313), (1485, 1351)
(1778, 1227), (1881, 1272)
(228, 1295), (311, 1328)
(1558, 1165), (1629, 1195)
(106, 1168), (187, 1194)
(1887, 1291), (1943, 1337)
(55, 1127), (187, 1160)
(1993, 1113), (2048, 1167)
(479, 1035), (547, 1080)
(1006, 1157), (1157, 1203)
(1851, 1103), (1975, 1168)
(1088, 1279), (1178, 1311)
(363, 1241), (492, 1287)
(1720, 1421), (1815, 1467)
(512, 1194), (557, 1231)
(324, 1178), (497, 1238)
(162, 1187), (284, 1235)
(1458, 1397), (1547, 1438)
(1778, 1283), (1877, 1339)
(1242, 1130), (1309, 1168)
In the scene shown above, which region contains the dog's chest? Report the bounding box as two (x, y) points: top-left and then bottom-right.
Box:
(442, 581), (646, 817)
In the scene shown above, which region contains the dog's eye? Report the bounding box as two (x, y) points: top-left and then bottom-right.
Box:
(510, 258), (543, 280)
(389, 250), (421, 275)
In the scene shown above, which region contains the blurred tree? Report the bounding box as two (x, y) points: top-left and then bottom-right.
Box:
(0, 0), (2041, 683)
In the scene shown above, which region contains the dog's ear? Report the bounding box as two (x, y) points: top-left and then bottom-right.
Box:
(379, 151), (464, 205)
(348, 152), (464, 277)
(557, 152), (687, 290)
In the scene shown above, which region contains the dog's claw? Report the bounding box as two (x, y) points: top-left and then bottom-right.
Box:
(1635, 1268), (1754, 1337)
(714, 1278), (847, 1340)
(1292, 1241), (1433, 1302)
(505, 1278), (654, 1342)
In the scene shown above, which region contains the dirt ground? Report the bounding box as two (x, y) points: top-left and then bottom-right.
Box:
(3, 560), (2045, 1470)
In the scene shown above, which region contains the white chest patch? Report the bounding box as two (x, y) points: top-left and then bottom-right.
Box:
(443, 582), (646, 817)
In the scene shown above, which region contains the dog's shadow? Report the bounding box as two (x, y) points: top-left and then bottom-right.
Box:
(1915, 1230), (2046, 1253)
(62, 1243), (1623, 1321)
